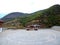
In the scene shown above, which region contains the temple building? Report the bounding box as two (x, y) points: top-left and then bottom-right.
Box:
(0, 20), (4, 27)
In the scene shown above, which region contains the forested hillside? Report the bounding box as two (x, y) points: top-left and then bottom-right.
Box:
(3, 4), (60, 28)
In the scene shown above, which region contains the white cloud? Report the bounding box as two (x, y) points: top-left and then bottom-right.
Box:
(0, 0), (60, 14)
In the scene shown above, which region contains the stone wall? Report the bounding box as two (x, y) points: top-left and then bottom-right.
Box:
(51, 26), (60, 31)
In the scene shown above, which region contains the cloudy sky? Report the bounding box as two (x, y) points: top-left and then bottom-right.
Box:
(0, 0), (60, 18)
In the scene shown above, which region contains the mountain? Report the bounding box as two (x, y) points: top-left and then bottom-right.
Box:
(20, 4), (60, 27)
(2, 4), (60, 28)
(42, 4), (60, 15)
(1, 12), (29, 22)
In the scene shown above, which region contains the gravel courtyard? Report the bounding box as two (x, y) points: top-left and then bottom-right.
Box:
(0, 29), (60, 45)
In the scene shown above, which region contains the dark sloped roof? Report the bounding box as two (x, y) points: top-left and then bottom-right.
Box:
(0, 20), (4, 23)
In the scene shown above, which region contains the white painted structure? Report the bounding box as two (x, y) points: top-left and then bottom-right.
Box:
(0, 28), (3, 32)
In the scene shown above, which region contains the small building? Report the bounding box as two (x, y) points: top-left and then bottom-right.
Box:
(0, 20), (4, 32)
(0, 20), (4, 27)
